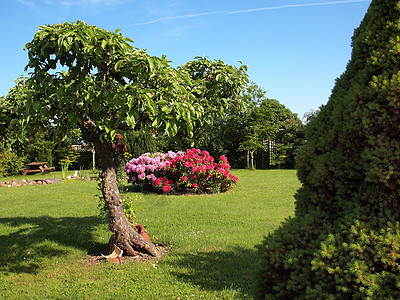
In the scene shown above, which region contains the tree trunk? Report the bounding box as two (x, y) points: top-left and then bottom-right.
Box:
(250, 150), (255, 170)
(82, 121), (160, 257)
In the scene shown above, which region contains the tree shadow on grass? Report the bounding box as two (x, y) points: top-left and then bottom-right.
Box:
(169, 246), (261, 298)
(0, 216), (106, 274)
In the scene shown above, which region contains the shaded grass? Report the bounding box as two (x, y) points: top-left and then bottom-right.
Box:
(0, 169), (300, 299)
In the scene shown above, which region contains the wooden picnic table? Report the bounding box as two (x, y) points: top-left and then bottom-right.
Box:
(19, 162), (55, 176)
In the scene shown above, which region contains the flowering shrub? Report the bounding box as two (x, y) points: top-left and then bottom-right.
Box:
(124, 149), (238, 194)
(123, 151), (181, 190)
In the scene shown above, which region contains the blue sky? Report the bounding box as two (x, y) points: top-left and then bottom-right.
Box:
(1, 0), (371, 119)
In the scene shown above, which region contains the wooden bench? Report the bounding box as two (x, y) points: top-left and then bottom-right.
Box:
(19, 162), (55, 176)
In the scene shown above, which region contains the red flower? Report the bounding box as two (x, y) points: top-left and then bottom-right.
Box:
(163, 185), (171, 193)
(184, 161), (194, 167)
(192, 183), (198, 188)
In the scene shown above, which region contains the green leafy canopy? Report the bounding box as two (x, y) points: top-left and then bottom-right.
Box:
(14, 20), (248, 143)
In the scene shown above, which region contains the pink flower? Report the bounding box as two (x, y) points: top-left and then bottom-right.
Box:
(181, 176), (187, 181)
(198, 165), (206, 173)
(192, 183), (198, 188)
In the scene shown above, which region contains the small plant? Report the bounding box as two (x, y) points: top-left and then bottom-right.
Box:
(78, 166), (90, 179)
(0, 142), (26, 177)
(122, 152), (133, 164)
(121, 194), (138, 226)
(60, 157), (71, 179)
(99, 165), (137, 224)
(59, 152), (78, 179)
(98, 176), (138, 226)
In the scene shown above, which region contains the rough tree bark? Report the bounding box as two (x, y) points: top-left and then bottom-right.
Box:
(82, 120), (160, 257)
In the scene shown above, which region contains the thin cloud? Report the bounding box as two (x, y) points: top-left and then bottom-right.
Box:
(60, 0), (129, 6)
(126, 0), (370, 27)
(18, 0), (131, 8)
(17, 0), (38, 9)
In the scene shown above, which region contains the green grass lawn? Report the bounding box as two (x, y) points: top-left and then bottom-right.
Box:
(0, 169), (300, 299)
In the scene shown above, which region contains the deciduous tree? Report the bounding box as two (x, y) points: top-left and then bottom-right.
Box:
(238, 84), (303, 169)
(11, 21), (248, 257)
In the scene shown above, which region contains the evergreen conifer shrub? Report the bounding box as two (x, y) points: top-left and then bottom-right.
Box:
(259, 0), (400, 298)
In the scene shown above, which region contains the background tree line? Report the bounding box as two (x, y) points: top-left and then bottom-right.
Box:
(1, 81), (305, 177)
(125, 82), (305, 169)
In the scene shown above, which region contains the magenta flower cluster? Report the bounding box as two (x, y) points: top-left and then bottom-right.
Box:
(124, 149), (238, 194)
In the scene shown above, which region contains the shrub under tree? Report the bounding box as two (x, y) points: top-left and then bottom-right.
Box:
(259, 0), (400, 298)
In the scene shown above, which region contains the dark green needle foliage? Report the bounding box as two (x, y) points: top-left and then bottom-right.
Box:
(259, 0), (400, 298)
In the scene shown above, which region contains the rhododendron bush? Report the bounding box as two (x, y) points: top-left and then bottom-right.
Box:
(124, 149), (238, 194)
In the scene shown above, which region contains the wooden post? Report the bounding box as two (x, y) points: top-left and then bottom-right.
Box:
(92, 145), (96, 171)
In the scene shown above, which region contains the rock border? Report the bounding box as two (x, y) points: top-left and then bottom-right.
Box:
(0, 176), (97, 187)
